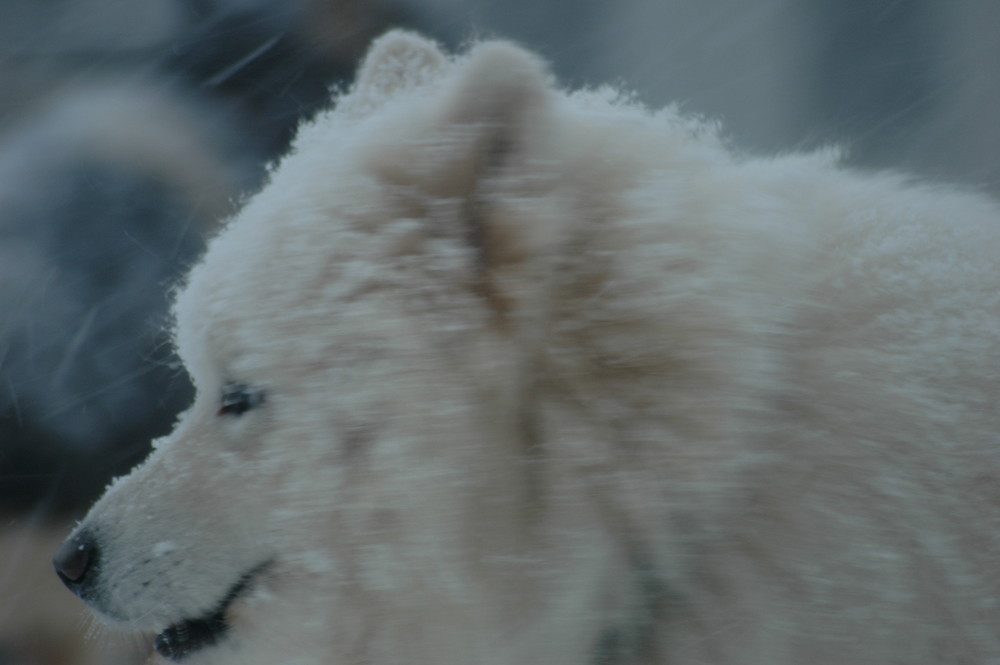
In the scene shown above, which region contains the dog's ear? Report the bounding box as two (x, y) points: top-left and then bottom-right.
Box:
(443, 40), (550, 169)
(441, 42), (563, 324)
(365, 40), (563, 325)
(438, 43), (563, 440)
(343, 30), (447, 115)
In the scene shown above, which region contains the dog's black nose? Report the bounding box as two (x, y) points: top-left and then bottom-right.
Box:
(53, 530), (98, 592)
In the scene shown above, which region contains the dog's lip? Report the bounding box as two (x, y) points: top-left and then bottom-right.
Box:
(153, 561), (271, 662)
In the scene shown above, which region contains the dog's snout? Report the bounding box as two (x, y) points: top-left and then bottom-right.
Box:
(53, 530), (99, 593)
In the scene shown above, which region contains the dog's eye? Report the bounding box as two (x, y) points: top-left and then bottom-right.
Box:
(218, 383), (265, 417)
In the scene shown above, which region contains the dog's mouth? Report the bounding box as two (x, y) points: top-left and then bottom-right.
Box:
(154, 563), (270, 662)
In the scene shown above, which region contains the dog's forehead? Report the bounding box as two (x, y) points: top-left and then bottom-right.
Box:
(169, 45), (488, 379)
(172, 193), (403, 384)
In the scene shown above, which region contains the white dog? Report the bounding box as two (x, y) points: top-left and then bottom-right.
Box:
(55, 31), (1000, 664)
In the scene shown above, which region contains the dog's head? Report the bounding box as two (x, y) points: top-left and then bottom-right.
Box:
(52, 31), (598, 664)
(54, 29), (770, 665)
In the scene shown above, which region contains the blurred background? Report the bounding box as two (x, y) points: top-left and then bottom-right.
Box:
(0, 1), (997, 663)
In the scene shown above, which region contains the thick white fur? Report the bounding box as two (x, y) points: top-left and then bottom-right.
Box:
(66, 31), (1000, 664)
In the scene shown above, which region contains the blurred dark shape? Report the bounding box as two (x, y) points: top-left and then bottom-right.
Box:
(0, 84), (244, 516)
(161, 0), (436, 160)
(0, 0), (444, 517)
